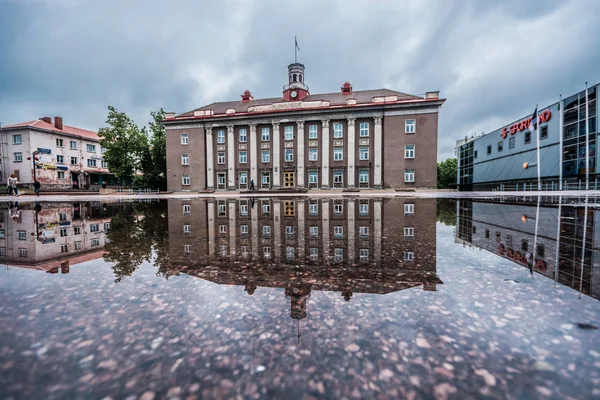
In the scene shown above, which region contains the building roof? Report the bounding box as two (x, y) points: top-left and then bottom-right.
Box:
(2, 119), (99, 141)
(173, 88), (434, 120)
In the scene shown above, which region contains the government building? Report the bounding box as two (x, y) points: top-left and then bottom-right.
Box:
(164, 62), (445, 191)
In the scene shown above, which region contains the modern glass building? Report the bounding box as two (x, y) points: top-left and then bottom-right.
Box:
(457, 83), (598, 191)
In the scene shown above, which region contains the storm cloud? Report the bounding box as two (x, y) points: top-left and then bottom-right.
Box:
(1, 0), (599, 160)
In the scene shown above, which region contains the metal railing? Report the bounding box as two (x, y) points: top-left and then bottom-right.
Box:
(494, 179), (599, 192)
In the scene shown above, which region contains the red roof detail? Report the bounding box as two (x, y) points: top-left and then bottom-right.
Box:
(2, 119), (99, 141)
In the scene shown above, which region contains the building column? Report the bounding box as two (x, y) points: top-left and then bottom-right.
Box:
(206, 128), (214, 190)
(347, 118), (356, 188)
(227, 125), (236, 189)
(273, 199), (281, 260)
(348, 199), (355, 262)
(249, 124), (258, 187)
(374, 117), (383, 189)
(251, 198), (259, 260)
(208, 200), (215, 257)
(296, 121), (305, 188)
(374, 199), (382, 262)
(321, 120), (330, 188)
(322, 199), (330, 264)
(297, 199), (305, 262)
(272, 122), (281, 189)
(228, 200), (236, 255)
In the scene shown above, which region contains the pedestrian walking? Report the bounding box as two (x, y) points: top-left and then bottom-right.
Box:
(34, 180), (41, 196)
(7, 174), (19, 197)
(250, 179), (255, 191)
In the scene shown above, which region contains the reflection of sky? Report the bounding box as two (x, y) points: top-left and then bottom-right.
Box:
(0, 224), (599, 399)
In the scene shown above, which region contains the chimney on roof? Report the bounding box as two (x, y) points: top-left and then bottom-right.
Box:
(241, 90), (253, 103)
(164, 112), (176, 119)
(341, 82), (353, 95)
(54, 116), (63, 130)
(425, 91), (439, 99)
(41, 117), (51, 123)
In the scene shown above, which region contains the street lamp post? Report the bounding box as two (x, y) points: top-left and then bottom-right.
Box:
(28, 150), (40, 186)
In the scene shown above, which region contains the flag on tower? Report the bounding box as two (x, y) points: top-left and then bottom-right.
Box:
(295, 36), (300, 51)
(529, 107), (538, 133)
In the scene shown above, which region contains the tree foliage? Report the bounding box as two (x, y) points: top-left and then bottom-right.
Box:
(436, 199), (457, 227)
(137, 109), (167, 190)
(437, 158), (458, 189)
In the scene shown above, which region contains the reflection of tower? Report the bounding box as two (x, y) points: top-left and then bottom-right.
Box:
(285, 284), (311, 320)
(341, 288), (353, 301)
(245, 281), (257, 295)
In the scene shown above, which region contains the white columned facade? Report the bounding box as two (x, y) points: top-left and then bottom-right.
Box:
(249, 124), (258, 187)
(321, 199), (330, 263)
(374, 199), (382, 262)
(228, 201), (236, 255)
(347, 199), (355, 262)
(374, 117), (383, 188)
(207, 200), (215, 257)
(272, 122), (281, 189)
(273, 199), (281, 260)
(347, 118), (356, 188)
(297, 121), (305, 188)
(321, 120), (330, 188)
(251, 199), (259, 259)
(227, 125), (236, 189)
(297, 199), (305, 261)
(205, 128), (214, 190)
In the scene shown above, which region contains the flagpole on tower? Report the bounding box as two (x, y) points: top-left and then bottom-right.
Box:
(294, 36), (298, 63)
(536, 104), (541, 191)
(585, 82), (590, 190)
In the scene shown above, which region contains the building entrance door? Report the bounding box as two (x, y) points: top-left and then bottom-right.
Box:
(284, 172), (295, 188)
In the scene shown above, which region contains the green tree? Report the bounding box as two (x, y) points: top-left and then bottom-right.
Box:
(436, 199), (457, 226)
(98, 106), (147, 179)
(139, 109), (167, 190)
(437, 158), (458, 189)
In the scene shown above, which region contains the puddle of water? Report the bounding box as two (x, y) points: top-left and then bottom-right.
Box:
(0, 197), (599, 399)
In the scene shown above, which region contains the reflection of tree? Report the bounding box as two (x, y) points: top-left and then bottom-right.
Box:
(436, 199), (457, 227)
(103, 201), (169, 282)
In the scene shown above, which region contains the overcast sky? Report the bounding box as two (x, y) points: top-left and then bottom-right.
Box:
(1, 0), (599, 160)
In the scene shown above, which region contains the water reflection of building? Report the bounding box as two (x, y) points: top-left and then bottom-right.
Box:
(456, 199), (600, 299)
(167, 198), (441, 319)
(0, 202), (122, 273)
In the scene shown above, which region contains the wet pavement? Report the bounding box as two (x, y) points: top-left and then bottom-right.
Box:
(0, 197), (599, 399)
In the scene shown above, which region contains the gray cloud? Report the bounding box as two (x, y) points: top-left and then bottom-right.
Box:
(1, 0), (599, 160)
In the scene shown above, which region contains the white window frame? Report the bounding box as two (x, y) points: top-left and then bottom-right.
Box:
(71, 157), (78, 165)
(13, 134), (22, 145)
(262, 201), (271, 214)
(183, 204), (191, 215)
(56, 155), (65, 164)
(184, 244), (191, 253)
(309, 226), (319, 238)
(217, 173), (226, 186)
(286, 246), (295, 260)
(333, 202), (343, 215)
(359, 170), (369, 185)
(261, 127), (270, 141)
(56, 138), (64, 147)
(359, 147), (369, 160)
(359, 202), (369, 215)
(308, 124), (318, 139)
(19, 248), (27, 257)
(333, 123), (343, 138)
(262, 225), (271, 237)
(90, 224), (99, 232)
(333, 171), (343, 185)
(183, 224), (191, 234)
(18, 230), (26, 240)
(405, 119), (416, 134)
(359, 226), (369, 237)
(404, 227), (415, 238)
(404, 144), (415, 159)
(181, 153), (189, 165)
(308, 148), (318, 161)
(359, 122), (369, 137)
(239, 172), (248, 186)
(239, 151), (247, 164)
(310, 247), (319, 261)
(87, 159), (97, 167)
(217, 152), (225, 164)
(404, 251), (415, 261)
(308, 171), (318, 184)
(333, 148), (343, 161)
(309, 203), (318, 216)
(334, 248), (344, 262)
(74, 226), (81, 235)
(404, 204), (414, 215)
(182, 175), (190, 185)
(74, 241), (82, 250)
(58, 171), (65, 180)
(360, 248), (369, 262)
(284, 149), (293, 162)
(101, 160), (108, 168)
(181, 132), (189, 145)
(261, 150), (270, 163)
(217, 130), (225, 144)
(240, 203), (248, 216)
(334, 226), (343, 238)
(241, 225), (249, 235)
(87, 144), (96, 152)
(284, 126), (294, 141)
(263, 246), (272, 259)
(239, 128), (247, 143)
(219, 225), (227, 234)
(262, 172), (270, 187)
(404, 169), (415, 183)
(14, 152), (23, 162)
(70, 140), (77, 150)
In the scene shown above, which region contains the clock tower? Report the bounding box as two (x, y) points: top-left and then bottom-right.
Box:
(283, 63), (309, 101)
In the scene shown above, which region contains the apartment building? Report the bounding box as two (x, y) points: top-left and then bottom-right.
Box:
(164, 61), (445, 192)
(0, 117), (118, 188)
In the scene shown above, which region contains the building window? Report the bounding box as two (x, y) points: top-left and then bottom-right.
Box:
(56, 138), (64, 147)
(183, 204), (191, 215)
(90, 223), (99, 232)
(184, 244), (191, 253)
(60, 213), (67, 222)
(101, 160), (108, 168)
(87, 144), (96, 152)
(219, 225), (227, 234)
(360, 249), (369, 262)
(310, 247), (319, 261)
(239, 128), (247, 143)
(181, 133), (189, 145)
(217, 130), (225, 144)
(309, 226), (318, 238)
(74, 226), (81, 235)
(333, 123), (343, 138)
(404, 204), (414, 215)
(309, 124), (318, 139)
(333, 201), (343, 215)
(405, 119), (416, 134)
(284, 126), (294, 141)
(12, 135), (22, 144)
(18, 230), (26, 240)
(359, 170), (369, 186)
(334, 248), (343, 262)
(309, 148), (318, 161)
(69, 157), (77, 165)
(309, 202), (318, 216)
(263, 246), (272, 259)
(14, 152), (23, 162)
(261, 172), (270, 187)
(239, 172), (248, 186)
(60, 228), (68, 237)
(524, 131), (531, 144)
(87, 159), (97, 167)
(333, 170), (343, 186)
(404, 227), (414, 238)
(219, 244), (227, 256)
(537, 243), (545, 258)
(404, 144), (415, 159)
(0, 230), (5, 239)
(487, 145), (492, 155)
(58, 171), (65, 180)
(309, 171), (318, 185)
(57, 155), (65, 164)
(218, 201), (226, 215)
(540, 126), (548, 140)
(74, 241), (82, 250)
(241, 225), (249, 235)
(263, 225), (271, 237)
(474, 150), (478, 158)
(509, 137), (515, 149)
(183, 224), (191, 234)
(286, 247), (295, 261)
(70, 140), (77, 150)
(240, 201), (249, 216)
(239, 151), (247, 163)
(333, 148), (343, 161)
(404, 169), (415, 183)
(182, 175), (190, 185)
(217, 173), (226, 187)
(19, 248), (27, 258)
(497, 141), (503, 152)
(359, 122), (369, 137)
(285, 226), (295, 239)
(181, 153), (189, 165)
(261, 150), (270, 163)
(359, 201), (369, 216)
(359, 147), (369, 160)
(521, 239), (528, 252)
(217, 152), (225, 164)
(359, 226), (369, 237)
(404, 252), (414, 261)
(284, 201), (295, 216)
(262, 201), (271, 214)
(485, 229), (490, 239)
(90, 238), (100, 247)
(261, 127), (270, 141)
(285, 149), (294, 162)
(334, 226), (343, 239)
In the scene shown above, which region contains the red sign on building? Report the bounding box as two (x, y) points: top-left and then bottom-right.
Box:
(500, 110), (551, 139)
